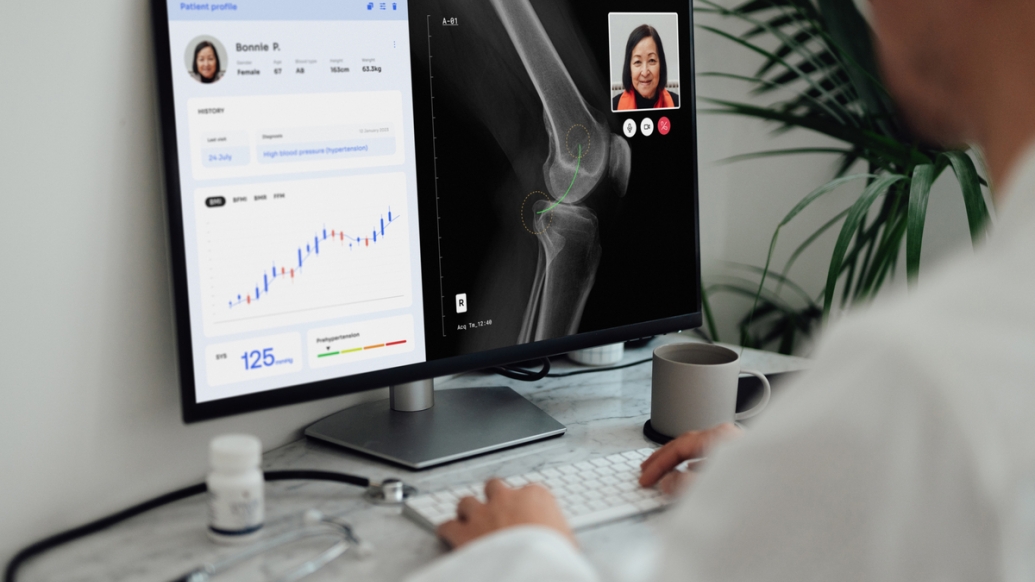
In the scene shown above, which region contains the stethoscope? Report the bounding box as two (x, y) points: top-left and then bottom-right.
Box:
(171, 479), (416, 582)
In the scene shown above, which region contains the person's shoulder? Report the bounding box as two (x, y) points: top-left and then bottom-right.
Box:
(809, 242), (1035, 411)
(669, 91), (680, 107)
(612, 93), (622, 110)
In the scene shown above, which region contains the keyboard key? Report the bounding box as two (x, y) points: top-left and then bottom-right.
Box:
(570, 504), (592, 516)
(453, 486), (477, 497)
(571, 504), (640, 529)
(525, 472), (545, 482)
(590, 458), (610, 468)
(574, 461), (595, 471)
(408, 496), (436, 508)
(568, 493), (588, 505)
(542, 468), (562, 478)
(432, 491), (458, 503)
(635, 498), (664, 511)
(621, 491), (644, 503)
(558, 465), (579, 475)
(505, 476), (529, 488)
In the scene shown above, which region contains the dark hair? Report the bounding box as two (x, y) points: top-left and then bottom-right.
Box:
(622, 25), (668, 97)
(193, 41), (221, 83)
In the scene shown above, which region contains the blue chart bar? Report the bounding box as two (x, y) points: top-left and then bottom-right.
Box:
(228, 208), (402, 309)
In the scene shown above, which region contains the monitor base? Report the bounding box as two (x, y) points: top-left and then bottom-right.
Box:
(305, 386), (566, 470)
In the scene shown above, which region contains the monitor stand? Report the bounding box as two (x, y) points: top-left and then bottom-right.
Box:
(304, 380), (566, 470)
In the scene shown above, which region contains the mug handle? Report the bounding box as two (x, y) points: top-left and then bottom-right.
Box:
(734, 370), (771, 421)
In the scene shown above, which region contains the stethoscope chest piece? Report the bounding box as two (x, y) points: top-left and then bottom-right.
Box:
(363, 478), (418, 505)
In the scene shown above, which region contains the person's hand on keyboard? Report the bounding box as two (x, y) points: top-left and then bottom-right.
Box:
(436, 478), (576, 550)
(639, 423), (743, 495)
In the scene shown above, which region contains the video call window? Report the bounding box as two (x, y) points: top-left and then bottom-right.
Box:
(185, 36), (228, 84)
(609, 13), (681, 112)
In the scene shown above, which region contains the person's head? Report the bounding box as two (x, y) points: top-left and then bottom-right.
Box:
(868, 0), (1035, 160)
(622, 25), (668, 101)
(193, 41), (220, 83)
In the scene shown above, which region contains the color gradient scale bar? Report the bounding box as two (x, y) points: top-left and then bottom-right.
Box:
(317, 339), (408, 358)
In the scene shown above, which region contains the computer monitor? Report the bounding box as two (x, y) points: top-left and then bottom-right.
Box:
(152, 0), (700, 468)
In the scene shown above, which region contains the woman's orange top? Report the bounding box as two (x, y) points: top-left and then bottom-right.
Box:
(616, 89), (675, 110)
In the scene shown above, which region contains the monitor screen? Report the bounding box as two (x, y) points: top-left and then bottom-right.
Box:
(153, 0), (700, 421)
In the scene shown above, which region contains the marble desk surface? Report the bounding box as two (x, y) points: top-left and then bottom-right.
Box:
(20, 335), (809, 582)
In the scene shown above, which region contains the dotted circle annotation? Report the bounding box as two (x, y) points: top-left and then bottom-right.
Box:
(521, 191), (554, 235)
(565, 124), (591, 160)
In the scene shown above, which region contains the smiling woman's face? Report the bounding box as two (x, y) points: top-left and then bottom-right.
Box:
(196, 46), (217, 80)
(630, 36), (661, 100)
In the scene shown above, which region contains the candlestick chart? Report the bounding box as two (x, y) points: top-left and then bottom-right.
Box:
(196, 174), (414, 337)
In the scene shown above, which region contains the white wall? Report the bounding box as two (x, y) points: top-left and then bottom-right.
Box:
(0, 0), (974, 567)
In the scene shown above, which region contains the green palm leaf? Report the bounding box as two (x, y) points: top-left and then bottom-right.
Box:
(823, 175), (906, 319)
(906, 164), (936, 285)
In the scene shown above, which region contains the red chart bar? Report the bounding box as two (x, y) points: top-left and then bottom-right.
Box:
(385, 340), (407, 347)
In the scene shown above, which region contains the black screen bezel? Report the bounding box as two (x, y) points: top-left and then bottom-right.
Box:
(150, 0), (702, 424)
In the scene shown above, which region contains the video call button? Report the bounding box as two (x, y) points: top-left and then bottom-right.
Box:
(658, 117), (671, 136)
(640, 118), (654, 137)
(623, 119), (637, 138)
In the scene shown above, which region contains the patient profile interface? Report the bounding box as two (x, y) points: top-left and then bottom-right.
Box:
(163, 0), (697, 404)
(168, 2), (423, 402)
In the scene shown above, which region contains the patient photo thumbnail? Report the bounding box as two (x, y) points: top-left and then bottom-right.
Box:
(185, 36), (227, 84)
(609, 13), (681, 112)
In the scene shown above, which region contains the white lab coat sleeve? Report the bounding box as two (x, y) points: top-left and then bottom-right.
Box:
(653, 315), (997, 582)
(404, 525), (599, 582)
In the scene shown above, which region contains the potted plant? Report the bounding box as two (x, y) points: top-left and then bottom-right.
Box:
(697, 0), (992, 353)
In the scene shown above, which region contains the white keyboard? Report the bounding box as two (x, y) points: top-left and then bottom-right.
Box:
(404, 448), (669, 531)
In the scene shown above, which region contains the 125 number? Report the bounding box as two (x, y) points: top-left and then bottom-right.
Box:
(242, 348), (275, 370)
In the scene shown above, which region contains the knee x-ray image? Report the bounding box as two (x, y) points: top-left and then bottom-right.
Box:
(408, 0), (698, 359)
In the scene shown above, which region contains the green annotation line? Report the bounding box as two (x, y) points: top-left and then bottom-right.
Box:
(318, 339), (408, 358)
(537, 143), (581, 215)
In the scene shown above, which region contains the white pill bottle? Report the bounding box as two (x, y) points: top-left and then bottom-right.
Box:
(207, 434), (264, 544)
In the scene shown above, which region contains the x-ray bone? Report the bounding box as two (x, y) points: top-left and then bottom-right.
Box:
(518, 202), (602, 342)
(489, 0), (627, 342)
(490, 0), (632, 202)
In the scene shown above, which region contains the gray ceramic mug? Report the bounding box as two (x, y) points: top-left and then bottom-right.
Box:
(650, 343), (771, 438)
